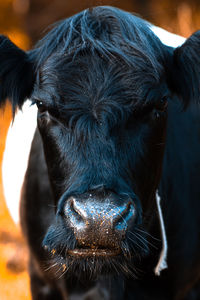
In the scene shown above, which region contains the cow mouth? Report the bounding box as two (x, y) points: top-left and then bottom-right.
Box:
(67, 248), (121, 257)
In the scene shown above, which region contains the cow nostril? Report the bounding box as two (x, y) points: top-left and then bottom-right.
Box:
(69, 198), (83, 221)
(114, 202), (135, 231)
(66, 197), (86, 230)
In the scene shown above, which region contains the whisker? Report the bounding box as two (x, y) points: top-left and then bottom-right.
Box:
(128, 231), (147, 246)
(58, 260), (74, 279)
(48, 204), (57, 208)
(133, 231), (157, 250)
(136, 228), (160, 241)
(127, 236), (146, 252)
(44, 261), (59, 272)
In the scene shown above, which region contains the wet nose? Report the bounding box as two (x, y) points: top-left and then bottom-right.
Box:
(64, 193), (135, 248)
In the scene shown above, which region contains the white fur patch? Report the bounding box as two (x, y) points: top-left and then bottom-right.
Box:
(154, 191), (168, 275)
(150, 25), (185, 47)
(2, 27), (185, 225)
(2, 101), (37, 224)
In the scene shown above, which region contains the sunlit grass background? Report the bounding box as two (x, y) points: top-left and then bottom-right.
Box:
(0, 0), (200, 299)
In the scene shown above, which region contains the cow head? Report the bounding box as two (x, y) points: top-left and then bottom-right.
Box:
(1, 6), (200, 278)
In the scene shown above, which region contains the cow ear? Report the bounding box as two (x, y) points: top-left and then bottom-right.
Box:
(0, 35), (35, 114)
(167, 31), (200, 108)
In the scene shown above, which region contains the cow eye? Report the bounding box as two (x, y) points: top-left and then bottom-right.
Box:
(35, 100), (48, 113)
(31, 99), (50, 114)
(152, 97), (168, 119)
(155, 97), (168, 111)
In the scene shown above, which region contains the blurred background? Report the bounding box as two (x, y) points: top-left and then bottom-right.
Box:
(0, 0), (200, 299)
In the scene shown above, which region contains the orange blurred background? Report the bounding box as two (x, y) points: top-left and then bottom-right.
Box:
(1, 0), (200, 299)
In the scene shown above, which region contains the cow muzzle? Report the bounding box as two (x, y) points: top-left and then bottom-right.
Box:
(64, 192), (136, 257)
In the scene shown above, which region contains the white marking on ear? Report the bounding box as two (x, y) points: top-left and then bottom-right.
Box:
(154, 191), (168, 276)
(2, 101), (37, 224)
(150, 25), (186, 47)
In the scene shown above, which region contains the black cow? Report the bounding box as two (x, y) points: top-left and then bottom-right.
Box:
(1, 6), (200, 300)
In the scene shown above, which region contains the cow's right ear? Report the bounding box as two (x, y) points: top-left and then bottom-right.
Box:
(0, 35), (35, 114)
(166, 31), (200, 108)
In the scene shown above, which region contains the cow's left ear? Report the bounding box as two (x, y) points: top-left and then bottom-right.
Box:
(0, 35), (35, 114)
(167, 31), (200, 108)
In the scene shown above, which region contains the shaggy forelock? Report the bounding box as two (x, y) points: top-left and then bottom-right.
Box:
(32, 6), (169, 85)
(31, 4), (170, 130)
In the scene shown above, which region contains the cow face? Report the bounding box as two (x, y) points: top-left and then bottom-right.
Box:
(33, 50), (168, 276)
(0, 6), (200, 278)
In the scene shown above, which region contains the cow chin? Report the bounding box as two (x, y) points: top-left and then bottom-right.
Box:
(42, 225), (150, 280)
(43, 247), (139, 280)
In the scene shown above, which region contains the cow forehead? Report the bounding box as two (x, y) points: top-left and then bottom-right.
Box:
(2, 27), (185, 224)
